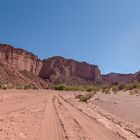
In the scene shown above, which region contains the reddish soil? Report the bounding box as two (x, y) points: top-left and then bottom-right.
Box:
(0, 90), (139, 140)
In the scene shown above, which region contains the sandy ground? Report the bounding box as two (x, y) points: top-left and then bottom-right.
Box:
(0, 90), (140, 140)
(93, 91), (140, 125)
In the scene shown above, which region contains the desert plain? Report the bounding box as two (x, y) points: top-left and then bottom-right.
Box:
(0, 89), (140, 140)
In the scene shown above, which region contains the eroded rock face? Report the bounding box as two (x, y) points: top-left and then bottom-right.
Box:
(102, 73), (133, 83)
(0, 44), (42, 75)
(0, 60), (49, 89)
(0, 44), (101, 85)
(39, 56), (101, 84)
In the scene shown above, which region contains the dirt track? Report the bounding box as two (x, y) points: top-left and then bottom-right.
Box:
(0, 90), (138, 140)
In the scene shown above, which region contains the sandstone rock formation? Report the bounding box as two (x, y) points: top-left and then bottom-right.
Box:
(0, 44), (42, 75)
(1, 43), (140, 87)
(0, 44), (101, 86)
(0, 44), (48, 88)
(39, 56), (101, 84)
(0, 60), (49, 88)
(102, 72), (133, 84)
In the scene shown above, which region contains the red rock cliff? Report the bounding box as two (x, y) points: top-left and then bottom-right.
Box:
(39, 56), (101, 84)
(102, 73), (133, 83)
(0, 44), (101, 85)
(0, 44), (42, 75)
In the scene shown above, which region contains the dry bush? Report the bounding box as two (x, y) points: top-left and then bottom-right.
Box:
(74, 92), (94, 103)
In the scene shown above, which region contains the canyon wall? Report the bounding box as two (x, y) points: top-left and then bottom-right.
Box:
(0, 44), (101, 85)
(39, 56), (101, 84)
(0, 44), (42, 75)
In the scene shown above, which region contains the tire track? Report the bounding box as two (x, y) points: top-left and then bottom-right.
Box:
(39, 94), (67, 140)
(57, 95), (124, 140)
(54, 96), (90, 140)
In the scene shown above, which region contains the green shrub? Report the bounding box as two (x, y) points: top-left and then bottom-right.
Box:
(54, 84), (103, 92)
(85, 85), (100, 92)
(111, 82), (119, 86)
(23, 84), (33, 90)
(0, 84), (3, 89)
(16, 84), (23, 89)
(118, 83), (128, 91)
(32, 86), (38, 90)
(75, 93), (94, 102)
(111, 83), (128, 93)
(105, 89), (111, 94)
(126, 83), (138, 90)
(79, 95), (89, 102)
(102, 86), (111, 94)
(86, 88), (93, 92)
(74, 94), (84, 99)
(55, 84), (66, 90)
(65, 85), (85, 91)
(0, 81), (8, 90)
(111, 85), (118, 92)
(3, 85), (7, 90)
(0, 84), (8, 90)
(129, 89), (139, 95)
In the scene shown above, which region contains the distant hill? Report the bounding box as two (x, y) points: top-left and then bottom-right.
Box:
(101, 72), (134, 83)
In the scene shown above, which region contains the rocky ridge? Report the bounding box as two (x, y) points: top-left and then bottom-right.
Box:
(0, 44), (42, 75)
(0, 44), (101, 87)
(0, 43), (139, 87)
(39, 56), (101, 84)
(102, 72), (134, 83)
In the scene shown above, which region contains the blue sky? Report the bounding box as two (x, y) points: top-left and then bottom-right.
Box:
(0, 0), (140, 74)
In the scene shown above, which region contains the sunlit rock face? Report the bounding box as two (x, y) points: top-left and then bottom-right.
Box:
(0, 44), (101, 85)
(0, 44), (42, 75)
(39, 56), (101, 84)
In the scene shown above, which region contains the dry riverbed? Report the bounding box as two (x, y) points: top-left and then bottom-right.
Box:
(0, 89), (139, 140)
